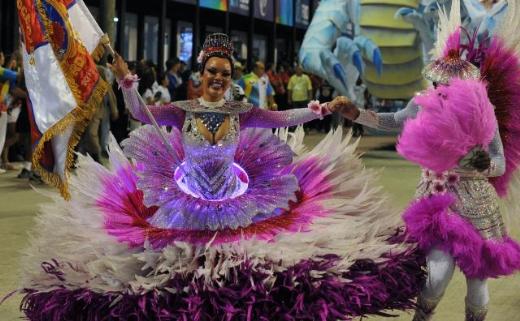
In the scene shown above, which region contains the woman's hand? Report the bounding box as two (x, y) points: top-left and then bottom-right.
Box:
(328, 96), (360, 120)
(109, 53), (130, 80)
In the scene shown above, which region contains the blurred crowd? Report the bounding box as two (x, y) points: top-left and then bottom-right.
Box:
(0, 47), (377, 180)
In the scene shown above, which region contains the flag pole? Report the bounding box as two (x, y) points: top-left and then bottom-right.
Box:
(103, 42), (176, 155)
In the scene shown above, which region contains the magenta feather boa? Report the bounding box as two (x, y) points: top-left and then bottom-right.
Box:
(397, 79), (497, 173)
(403, 193), (520, 279)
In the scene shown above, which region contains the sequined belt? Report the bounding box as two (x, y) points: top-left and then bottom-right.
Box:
(418, 169), (505, 239)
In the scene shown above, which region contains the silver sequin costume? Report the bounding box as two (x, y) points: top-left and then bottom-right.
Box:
(356, 100), (506, 239)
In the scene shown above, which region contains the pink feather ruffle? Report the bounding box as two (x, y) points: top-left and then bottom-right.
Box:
(397, 78), (497, 174)
(403, 193), (520, 279)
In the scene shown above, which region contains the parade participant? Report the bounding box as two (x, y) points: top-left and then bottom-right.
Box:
(237, 60), (277, 110)
(335, 2), (520, 320)
(19, 34), (425, 320)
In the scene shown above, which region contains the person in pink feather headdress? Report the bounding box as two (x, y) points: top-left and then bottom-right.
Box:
(333, 1), (520, 320)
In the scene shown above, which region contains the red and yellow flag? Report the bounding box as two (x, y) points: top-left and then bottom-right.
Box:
(17, 0), (109, 198)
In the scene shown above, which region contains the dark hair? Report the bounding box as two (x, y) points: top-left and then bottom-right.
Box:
(166, 58), (181, 71)
(156, 72), (167, 84)
(136, 65), (155, 95)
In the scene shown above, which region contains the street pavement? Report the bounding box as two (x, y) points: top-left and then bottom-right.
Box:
(1, 133), (519, 320)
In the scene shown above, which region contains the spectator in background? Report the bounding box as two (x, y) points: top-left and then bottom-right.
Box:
(267, 63), (287, 110)
(14, 71), (39, 181)
(0, 52), (20, 173)
(237, 61), (276, 110)
(278, 63), (291, 90)
(97, 64), (118, 155)
(127, 63), (155, 130)
(2, 58), (23, 169)
(187, 70), (202, 99)
(309, 73), (322, 101)
(110, 60), (137, 143)
(314, 80), (336, 133)
(165, 58), (183, 100)
(176, 61), (189, 100)
(153, 72), (171, 105)
(232, 61), (244, 84)
(138, 64), (156, 104)
(287, 65), (312, 109)
(79, 65), (117, 163)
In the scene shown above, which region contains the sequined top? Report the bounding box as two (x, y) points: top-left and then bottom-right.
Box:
(355, 99), (506, 177)
(121, 86), (321, 205)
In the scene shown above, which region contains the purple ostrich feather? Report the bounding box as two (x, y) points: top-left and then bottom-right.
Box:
(21, 247), (425, 321)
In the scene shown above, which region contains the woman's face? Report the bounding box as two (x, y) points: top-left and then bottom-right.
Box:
(201, 57), (232, 101)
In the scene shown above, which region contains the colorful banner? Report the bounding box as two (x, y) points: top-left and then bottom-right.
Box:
(254, 0), (274, 21)
(229, 0), (249, 15)
(200, 0), (228, 11)
(277, 0), (293, 26)
(17, 0), (108, 198)
(295, 0), (311, 28)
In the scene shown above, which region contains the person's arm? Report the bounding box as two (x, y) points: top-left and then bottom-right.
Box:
(240, 101), (329, 128)
(352, 99), (420, 132)
(484, 131), (506, 177)
(111, 55), (185, 128)
(0, 66), (17, 83)
(118, 75), (185, 128)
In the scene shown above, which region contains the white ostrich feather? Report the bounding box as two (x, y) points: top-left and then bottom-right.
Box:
(432, 0), (462, 59)
(495, 0), (520, 54)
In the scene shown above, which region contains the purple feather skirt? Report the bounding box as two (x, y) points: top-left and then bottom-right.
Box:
(19, 127), (426, 321)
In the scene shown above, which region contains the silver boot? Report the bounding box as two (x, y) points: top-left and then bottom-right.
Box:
(465, 298), (488, 321)
(412, 294), (442, 321)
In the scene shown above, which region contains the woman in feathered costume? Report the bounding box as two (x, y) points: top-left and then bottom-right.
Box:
(337, 1), (520, 320)
(17, 33), (426, 320)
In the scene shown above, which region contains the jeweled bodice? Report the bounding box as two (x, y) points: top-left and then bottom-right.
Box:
(177, 111), (246, 200)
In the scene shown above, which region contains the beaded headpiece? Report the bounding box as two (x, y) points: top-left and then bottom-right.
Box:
(423, 48), (481, 84)
(198, 33), (234, 70)
(423, 0), (481, 84)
